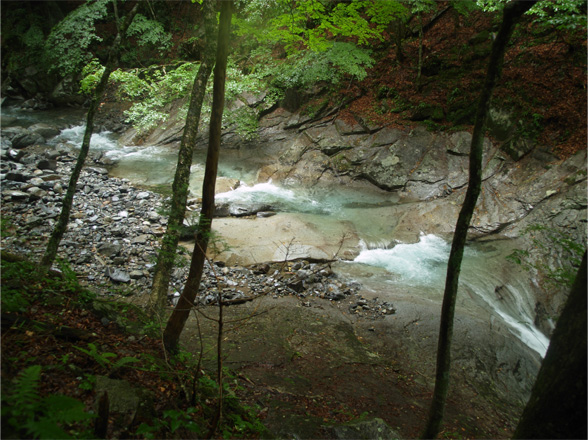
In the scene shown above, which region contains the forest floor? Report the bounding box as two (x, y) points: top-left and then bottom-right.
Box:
(2, 252), (522, 439)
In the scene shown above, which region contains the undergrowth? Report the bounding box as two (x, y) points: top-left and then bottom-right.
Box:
(0, 255), (267, 439)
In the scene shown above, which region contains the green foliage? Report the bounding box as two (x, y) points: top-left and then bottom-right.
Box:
(127, 13), (172, 53)
(1, 365), (94, 439)
(136, 407), (202, 439)
(75, 342), (139, 372)
(45, 0), (110, 77)
(256, 42), (374, 91)
(507, 225), (586, 288)
(108, 62), (199, 133)
(0, 259), (37, 312)
(239, 0), (404, 53)
(110, 68), (151, 99)
(476, 0), (587, 30)
(79, 58), (105, 95)
(234, 0), (399, 93)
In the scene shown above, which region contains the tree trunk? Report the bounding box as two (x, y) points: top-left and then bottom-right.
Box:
(513, 251), (587, 440)
(148, 0), (217, 316)
(421, 1), (536, 438)
(162, 0), (233, 354)
(394, 19), (405, 62)
(416, 13), (423, 89)
(40, 2), (139, 271)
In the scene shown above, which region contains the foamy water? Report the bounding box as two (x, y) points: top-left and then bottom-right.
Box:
(353, 233), (549, 356)
(54, 124), (118, 151)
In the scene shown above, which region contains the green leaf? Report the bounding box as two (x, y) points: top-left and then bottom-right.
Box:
(25, 417), (71, 440)
(43, 394), (95, 424)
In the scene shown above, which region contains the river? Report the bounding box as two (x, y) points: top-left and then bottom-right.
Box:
(2, 107), (549, 359)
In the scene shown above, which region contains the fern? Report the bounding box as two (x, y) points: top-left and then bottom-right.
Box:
(1, 365), (94, 439)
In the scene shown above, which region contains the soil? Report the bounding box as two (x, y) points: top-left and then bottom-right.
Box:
(182, 294), (525, 439)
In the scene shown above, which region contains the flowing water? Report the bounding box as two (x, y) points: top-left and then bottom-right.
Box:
(3, 111), (550, 357)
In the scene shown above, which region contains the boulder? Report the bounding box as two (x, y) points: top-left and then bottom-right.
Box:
(28, 123), (61, 139)
(37, 159), (57, 171)
(105, 267), (131, 283)
(11, 130), (44, 149)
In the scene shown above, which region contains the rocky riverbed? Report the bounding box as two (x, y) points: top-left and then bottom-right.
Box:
(0, 137), (399, 319)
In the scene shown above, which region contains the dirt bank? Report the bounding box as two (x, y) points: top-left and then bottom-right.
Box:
(181, 293), (535, 439)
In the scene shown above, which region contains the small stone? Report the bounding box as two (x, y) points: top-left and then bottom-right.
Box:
(129, 270), (144, 279)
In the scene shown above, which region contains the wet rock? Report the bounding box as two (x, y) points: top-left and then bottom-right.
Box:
(11, 130), (44, 149)
(5, 172), (28, 182)
(5, 190), (30, 201)
(257, 211), (277, 218)
(229, 203), (273, 217)
(28, 123), (61, 139)
(94, 376), (152, 416)
(37, 159), (57, 171)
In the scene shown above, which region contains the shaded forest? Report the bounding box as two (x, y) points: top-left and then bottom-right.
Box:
(1, 1), (586, 439)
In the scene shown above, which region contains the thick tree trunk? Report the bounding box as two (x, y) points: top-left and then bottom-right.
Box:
(40, 2), (139, 271)
(421, 1), (536, 438)
(162, 0), (233, 354)
(148, 0), (217, 316)
(513, 251), (587, 440)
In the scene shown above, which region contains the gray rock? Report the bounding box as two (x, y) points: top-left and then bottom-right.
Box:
(131, 234), (150, 244)
(98, 243), (122, 257)
(5, 190), (30, 201)
(11, 131), (44, 149)
(129, 270), (144, 280)
(257, 211), (277, 218)
(229, 203), (273, 217)
(27, 187), (47, 200)
(329, 418), (401, 440)
(28, 123), (61, 139)
(105, 267), (131, 283)
(94, 376), (151, 415)
(86, 166), (109, 175)
(136, 191), (150, 200)
(5, 172), (27, 182)
(37, 159), (57, 171)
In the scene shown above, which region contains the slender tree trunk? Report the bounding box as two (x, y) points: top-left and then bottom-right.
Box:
(513, 251), (587, 440)
(163, 0), (233, 354)
(148, 0), (217, 316)
(394, 19), (405, 62)
(421, 1), (536, 438)
(416, 12), (423, 89)
(40, 2), (139, 271)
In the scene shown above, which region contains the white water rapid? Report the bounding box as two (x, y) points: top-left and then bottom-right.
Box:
(354, 234), (549, 357)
